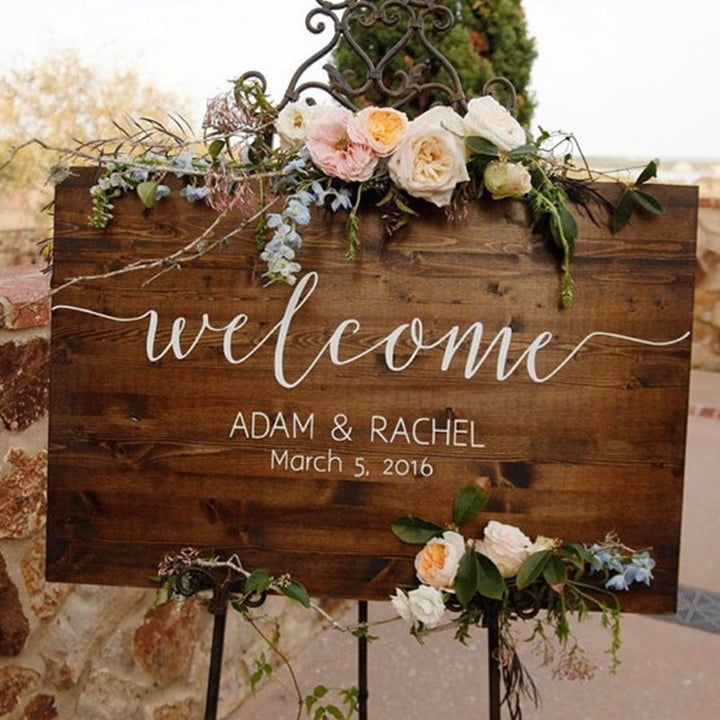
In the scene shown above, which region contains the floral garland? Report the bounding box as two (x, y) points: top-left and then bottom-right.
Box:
(157, 484), (654, 720)
(390, 483), (655, 718)
(83, 80), (663, 308)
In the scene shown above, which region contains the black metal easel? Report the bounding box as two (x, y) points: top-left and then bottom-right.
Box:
(190, 590), (503, 720)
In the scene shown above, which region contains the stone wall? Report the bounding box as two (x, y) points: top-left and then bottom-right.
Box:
(1, 202), (719, 718)
(693, 200), (720, 371)
(0, 265), (337, 720)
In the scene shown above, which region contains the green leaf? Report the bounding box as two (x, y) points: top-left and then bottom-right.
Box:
(475, 552), (505, 600)
(452, 483), (488, 526)
(507, 143), (536, 160)
(208, 138), (225, 159)
(560, 542), (595, 569)
(557, 204), (578, 251)
(465, 136), (500, 158)
(279, 578), (310, 607)
(635, 158), (659, 186)
(394, 196), (419, 217)
(516, 550), (551, 589)
(631, 189), (663, 216)
(326, 705), (345, 720)
(244, 569), (271, 596)
(136, 180), (159, 209)
(542, 555), (568, 588)
(455, 549), (481, 606)
(391, 516), (443, 544)
(611, 189), (635, 233)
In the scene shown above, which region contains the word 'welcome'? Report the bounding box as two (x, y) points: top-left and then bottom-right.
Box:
(55, 271), (689, 389)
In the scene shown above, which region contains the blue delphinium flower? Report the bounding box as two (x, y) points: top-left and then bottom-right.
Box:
(180, 184), (211, 203)
(261, 175), (356, 285)
(605, 572), (630, 592)
(588, 539), (656, 592)
(284, 198), (312, 226)
(629, 552), (656, 586)
(155, 184), (171, 201)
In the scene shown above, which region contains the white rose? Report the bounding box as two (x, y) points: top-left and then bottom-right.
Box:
(483, 160), (532, 200)
(275, 101), (317, 151)
(388, 112), (469, 207)
(464, 96), (526, 153)
(413, 105), (467, 137)
(414, 530), (466, 589)
(393, 585), (446, 628)
(390, 588), (414, 622)
(476, 520), (533, 578)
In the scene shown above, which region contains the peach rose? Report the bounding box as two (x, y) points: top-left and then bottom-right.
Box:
(350, 106), (408, 156)
(414, 530), (466, 589)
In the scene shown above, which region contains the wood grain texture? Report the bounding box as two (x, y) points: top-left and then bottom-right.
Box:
(47, 168), (697, 610)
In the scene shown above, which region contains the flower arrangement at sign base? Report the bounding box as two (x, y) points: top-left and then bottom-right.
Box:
(155, 483), (655, 720)
(31, 77), (664, 308)
(390, 482), (655, 719)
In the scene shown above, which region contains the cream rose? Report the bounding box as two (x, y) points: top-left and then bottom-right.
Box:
(475, 521), (533, 578)
(391, 585), (446, 628)
(414, 530), (466, 589)
(412, 105), (467, 137)
(275, 101), (317, 151)
(350, 106), (408, 156)
(464, 95), (526, 153)
(388, 109), (469, 207)
(483, 160), (532, 200)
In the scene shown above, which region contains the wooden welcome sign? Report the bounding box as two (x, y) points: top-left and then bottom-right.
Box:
(47, 168), (697, 610)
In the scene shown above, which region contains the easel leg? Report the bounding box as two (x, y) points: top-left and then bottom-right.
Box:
(204, 600), (228, 720)
(487, 607), (501, 720)
(358, 600), (369, 720)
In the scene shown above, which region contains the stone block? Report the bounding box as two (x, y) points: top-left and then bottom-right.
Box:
(0, 666), (40, 715)
(133, 599), (198, 687)
(0, 337), (49, 432)
(0, 449), (47, 539)
(36, 584), (146, 685)
(0, 265), (50, 331)
(20, 535), (73, 619)
(74, 670), (146, 720)
(19, 693), (58, 720)
(0, 552), (30, 656)
(150, 699), (197, 720)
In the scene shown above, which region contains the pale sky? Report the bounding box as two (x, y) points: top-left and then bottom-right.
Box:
(2, 0), (719, 160)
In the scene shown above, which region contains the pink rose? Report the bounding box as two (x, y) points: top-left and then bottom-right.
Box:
(306, 107), (379, 182)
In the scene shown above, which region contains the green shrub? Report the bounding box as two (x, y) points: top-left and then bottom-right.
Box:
(332, 0), (537, 125)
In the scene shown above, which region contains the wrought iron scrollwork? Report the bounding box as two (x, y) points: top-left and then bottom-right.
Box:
(239, 1), (518, 116)
(241, 1), (471, 113)
(174, 564), (267, 613)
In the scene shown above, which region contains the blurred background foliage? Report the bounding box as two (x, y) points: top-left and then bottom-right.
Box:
(333, 0), (536, 123)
